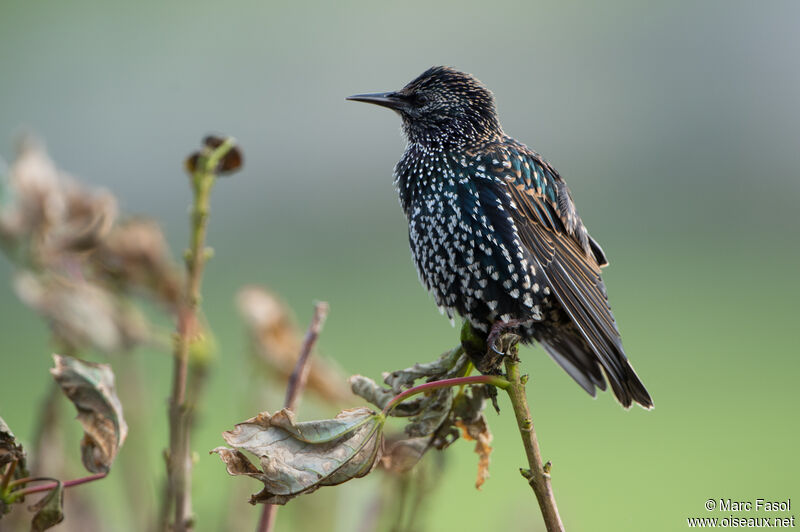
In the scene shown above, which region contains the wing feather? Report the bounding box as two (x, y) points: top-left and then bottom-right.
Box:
(485, 144), (652, 408)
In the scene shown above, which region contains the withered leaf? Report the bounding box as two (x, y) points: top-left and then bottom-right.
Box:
(453, 387), (493, 489)
(28, 480), (64, 531)
(404, 387), (453, 438)
(349, 374), (424, 416)
(380, 436), (431, 474)
(1, 416), (29, 517)
(0, 416), (25, 468)
(212, 407), (384, 505)
(455, 417), (493, 490)
(382, 347), (465, 394)
(15, 272), (152, 353)
(91, 218), (182, 308)
(50, 355), (128, 473)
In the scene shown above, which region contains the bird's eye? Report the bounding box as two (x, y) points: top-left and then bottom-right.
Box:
(415, 94), (429, 106)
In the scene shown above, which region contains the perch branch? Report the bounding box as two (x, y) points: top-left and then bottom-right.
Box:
(503, 352), (564, 532)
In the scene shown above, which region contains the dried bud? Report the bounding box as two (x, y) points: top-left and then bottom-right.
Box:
(185, 135), (242, 176)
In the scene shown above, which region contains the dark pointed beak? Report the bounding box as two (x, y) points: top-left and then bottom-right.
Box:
(346, 91), (406, 110)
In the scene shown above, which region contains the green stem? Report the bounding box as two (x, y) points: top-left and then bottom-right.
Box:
(383, 374), (509, 416)
(160, 138), (236, 532)
(503, 354), (564, 532)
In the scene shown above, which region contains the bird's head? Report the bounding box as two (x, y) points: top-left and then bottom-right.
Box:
(347, 66), (502, 149)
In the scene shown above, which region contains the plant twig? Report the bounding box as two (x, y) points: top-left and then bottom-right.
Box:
(503, 352), (564, 532)
(283, 302), (329, 411)
(257, 301), (329, 532)
(382, 374), (509, 416)
(160, 138), (236, 532)
(7, 472), (107, 501)
(0, 460), (17, 493)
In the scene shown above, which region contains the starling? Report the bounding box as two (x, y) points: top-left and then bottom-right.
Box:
(347, 66), (652, 409)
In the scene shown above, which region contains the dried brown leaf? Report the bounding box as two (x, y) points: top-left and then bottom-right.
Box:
(213, 407), (384, 505)
(455, 417), (493, 489)
(452, 386), (494, 489)
(50, 355), (128, 473)
(404, 388), (453, 438)
(91, 218), (182, 308)
(0, 140), (117, 263)
(380, 436), (431, 474)
(382, 347), (465, 394)
(15, 272), (151, 353)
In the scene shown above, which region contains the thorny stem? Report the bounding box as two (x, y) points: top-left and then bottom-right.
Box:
(258, 302), (329, 532)
(382, 375), (510, 417)
(503, 352), (565, 532)
(6, 472), (107, 501)
(160, 138), (236, 532)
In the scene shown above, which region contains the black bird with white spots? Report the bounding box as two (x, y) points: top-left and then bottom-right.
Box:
(348, 66), (652, 409)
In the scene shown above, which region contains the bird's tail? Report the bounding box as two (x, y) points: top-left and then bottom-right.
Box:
(539, 327), (653, 409)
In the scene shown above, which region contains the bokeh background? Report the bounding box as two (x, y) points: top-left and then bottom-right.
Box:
(1, 0), (798, 531)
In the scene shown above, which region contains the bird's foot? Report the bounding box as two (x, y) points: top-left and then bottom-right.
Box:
(461, 319), (523, 374)
(487, 319), (526, 356)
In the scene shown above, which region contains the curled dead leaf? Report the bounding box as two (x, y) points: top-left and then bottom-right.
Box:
(453, 386), (494, 489)
(0, 139), (117, 264)
(455, 418), (492, 490)
(212, 407), (384, 504)
(28, 481), (64, 532)
(382, 347), (466, 394)
(15, 272), (151, 353)
(50, 355), (128, 473)
(380, 436), (431, 474)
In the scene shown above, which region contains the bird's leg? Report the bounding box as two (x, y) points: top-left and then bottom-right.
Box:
(487, 319), (526, 356)
(461, 319), (526, 374)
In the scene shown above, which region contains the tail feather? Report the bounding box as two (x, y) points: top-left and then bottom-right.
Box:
(538, 326), (653, 409)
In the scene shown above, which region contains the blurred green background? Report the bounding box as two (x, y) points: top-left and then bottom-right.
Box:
(1, 0), (798, 530)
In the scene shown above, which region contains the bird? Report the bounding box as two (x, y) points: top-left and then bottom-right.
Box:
(347, 66), (652, 409)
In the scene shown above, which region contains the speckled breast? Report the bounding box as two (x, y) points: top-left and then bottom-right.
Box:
(396, 150), (551, 333)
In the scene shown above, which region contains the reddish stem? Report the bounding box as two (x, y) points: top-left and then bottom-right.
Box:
(382, 374), (509, 416)
(10, 472), (107, 499)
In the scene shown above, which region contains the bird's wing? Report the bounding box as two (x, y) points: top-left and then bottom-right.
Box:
(480, 142), (651, 408)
